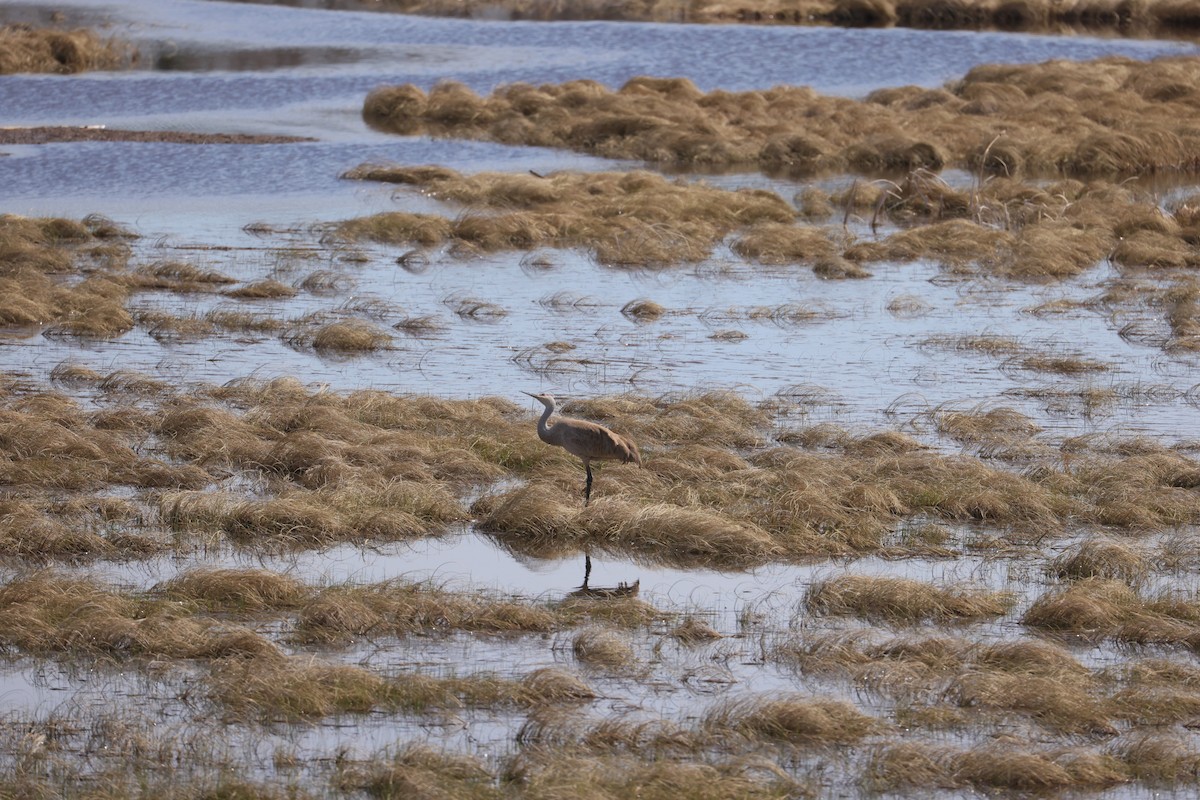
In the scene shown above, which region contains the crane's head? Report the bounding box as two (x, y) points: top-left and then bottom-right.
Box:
(522, 391), (556, 410)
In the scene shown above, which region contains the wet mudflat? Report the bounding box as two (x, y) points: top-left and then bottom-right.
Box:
(5, 0), (1200, 797)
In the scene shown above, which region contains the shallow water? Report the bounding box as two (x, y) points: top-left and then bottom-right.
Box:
(4, 0), (1200, 791)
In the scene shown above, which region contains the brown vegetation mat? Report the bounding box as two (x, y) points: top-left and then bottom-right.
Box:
(341, 166), (1200, 281)
(363, 58), (1200, 178)
(0, 567), (665, 664)
(0, 24), (135, 74)
(777, 630), (1200, 737)
(475, 398), (1200, 568)
(0, 126), (315, 145)
(337, 166), (819, 268)
(5, 369), (1200, 567)
(324, 0), (1200, 36)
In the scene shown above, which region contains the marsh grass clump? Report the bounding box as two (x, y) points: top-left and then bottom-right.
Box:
(48, 362), (103, 387)
(946, 666), (1113, 735)
(392, 313), (447, 337)
(705, 695), (878, 746)
(805, 575), (1014, 623)
(0, 24), (136, 74)
(340, 167), (801, 268)
(521, 667), (596, 703)
(0, 571), (276, 661)
(1022, 578), (1200, 647)
(447, 295), (508, 320)
(1015, 351), (1111, 374)
(0, 498), (118, 559)
(224, 279), (298, 300)
(362, 59), (1200, 180)
(283, 317), (395, 353)
(345, 746), (501, 800)
(621, 298), (666, 322)
(1113, 733), (1200, 784)
(313, 318), (395, 351)
(672, 616), (722, 644)
(294, 579), (558, 642)
(867, 742), (1127, 793)
(154, 568), (312, 612)
(572, 627), (638, 670)
(131, 260), (235, 291)
(1049, 538), (1149, 584)
(210, 655), (533, 720)
(933, 404), (1041, 447)
(577, 499), (786, 569)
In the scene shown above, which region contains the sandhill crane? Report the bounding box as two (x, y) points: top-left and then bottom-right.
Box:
(524, 391), (641, 588)
(524, 391), (641, 505)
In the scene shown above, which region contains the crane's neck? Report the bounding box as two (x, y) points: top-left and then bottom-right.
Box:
(536, 400), (555, 443)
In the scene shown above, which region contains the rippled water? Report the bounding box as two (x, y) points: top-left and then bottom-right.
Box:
(3, 4), (1200, 784)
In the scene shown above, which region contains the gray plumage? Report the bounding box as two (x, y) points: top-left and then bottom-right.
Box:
(523, 391), (640, 506)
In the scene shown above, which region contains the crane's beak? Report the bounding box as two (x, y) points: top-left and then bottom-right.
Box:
(521, 391), (536, 399)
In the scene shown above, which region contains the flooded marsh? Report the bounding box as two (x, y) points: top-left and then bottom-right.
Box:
(6, 0), (1200, 797)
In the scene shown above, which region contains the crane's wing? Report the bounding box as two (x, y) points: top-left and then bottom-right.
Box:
(556, 419), (641, 466)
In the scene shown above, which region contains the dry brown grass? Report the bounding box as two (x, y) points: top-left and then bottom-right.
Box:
(283, 316), (395, 352)
(805, 575), (1014, 623)
(0, 571), (277, 660)
(224, 279), (298, 300)
(1023, 578), (1200, 648)
(294, 579), (559, 642)
(705, 695), (878, 746)
(0, 24), (135, 74)
(153, 568), (312, 612)
(867, 741), (1128, 793)
(572, 627), (638, 670)
(363, 58), (1200, 178)
(209, 654), (532, 720)
(334, 0), (1200, 38)
(1049, 538), (1149, 584)
(672, 616), (722, 644)
(340, 166), (804, 268)
(0, 215), (137, 338)
(774, 631), (1124, 736)
(339, 167), (1200, 287)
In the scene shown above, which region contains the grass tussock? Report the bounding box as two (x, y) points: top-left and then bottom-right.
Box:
(774, 631), (1119, 735)
(1022, 578), (1200, 647)
(153, 568), (312, 612)
(1049, 538), (1149, 584)
(805, 575), (1014, 623)
(362, 59), (1200, 179)
(572, 627), (638, 670)
(0, 24), (135, 74)
(705, 695), (878, 746)
(0, 571), (277, 660)
(348, 747), (798, 800)
(0, 215), (136, 338)
(340, 166), (805, 268)
(294, 579), (558, 642)
(224, 279), (298, 300)
(209, 655), (531, 720)
(285, 317), (395, 353)
(868, 742), (1128, 793)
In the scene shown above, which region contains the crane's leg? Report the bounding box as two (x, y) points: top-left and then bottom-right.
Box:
(583, 553), (592, 589)
(583, 462), (593, 507)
